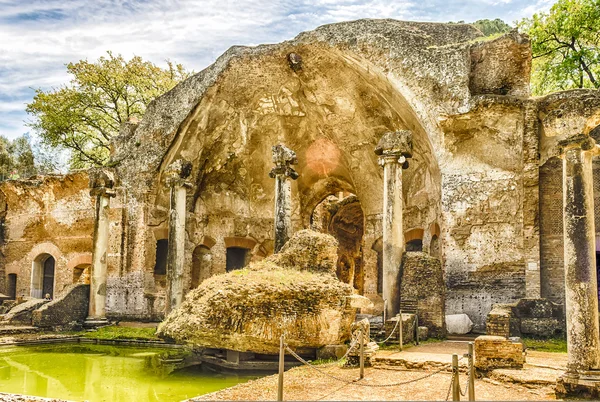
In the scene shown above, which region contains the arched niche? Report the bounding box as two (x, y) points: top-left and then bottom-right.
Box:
(150, 44), (442, 237)
(31, 253), (55, 299)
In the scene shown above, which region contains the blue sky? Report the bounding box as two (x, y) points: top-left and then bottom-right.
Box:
(0, 0), (554, 140)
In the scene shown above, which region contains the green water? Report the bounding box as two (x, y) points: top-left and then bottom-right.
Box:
(0, 344), (255, 402)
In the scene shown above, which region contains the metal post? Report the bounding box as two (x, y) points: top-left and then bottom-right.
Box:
(452, 354), (460, 401)
(398, 311), (403, 351)
(278, 334), (285, 401)
(468, 342), (475, 401)
(415, 314), (419, 345)
(359, 329), (365, 379)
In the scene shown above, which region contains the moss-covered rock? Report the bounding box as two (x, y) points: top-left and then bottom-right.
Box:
(157, 230), (355, 353)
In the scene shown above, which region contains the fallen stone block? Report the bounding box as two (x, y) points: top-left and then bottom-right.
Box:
(446, 313), (473, 334)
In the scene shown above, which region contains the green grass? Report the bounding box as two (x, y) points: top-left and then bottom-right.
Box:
(76, 325), (160, 341)
(522, 337), (567, 353)
(377, 337), (443, 350)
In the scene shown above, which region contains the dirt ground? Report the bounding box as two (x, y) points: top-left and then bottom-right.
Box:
(194, 364), (556, 401)
(194, 340), (564, 401)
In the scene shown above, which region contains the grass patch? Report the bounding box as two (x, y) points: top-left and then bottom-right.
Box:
(77, 325), (160, 341)
(522, 337), (567, 353)
(377, 337), (443, 350)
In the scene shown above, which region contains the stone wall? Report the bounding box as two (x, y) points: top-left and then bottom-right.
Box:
(0, 173), (94, 301)
(32, 284), (90, 329)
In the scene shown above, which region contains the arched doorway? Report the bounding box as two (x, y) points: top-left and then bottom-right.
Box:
(31, 254), (55, 299)
(191, 245), (212, 288)
(311, 193), (365, 294)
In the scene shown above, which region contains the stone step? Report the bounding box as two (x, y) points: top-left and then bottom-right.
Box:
(0, 325), (40, 335)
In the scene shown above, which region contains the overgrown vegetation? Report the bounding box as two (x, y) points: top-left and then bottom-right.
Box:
(77, 325), (159, 341)
(522, 337), (567, 353)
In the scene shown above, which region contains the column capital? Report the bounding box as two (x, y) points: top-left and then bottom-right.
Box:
(89, 169), (116, 198)
(269, 144), (299, 180)
(558, 134), (597, 154)
(375, 130), (413, 169)
(165, 159), (193, 189)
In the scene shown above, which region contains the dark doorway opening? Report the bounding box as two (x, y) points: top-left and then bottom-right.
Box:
(226, 247), (250, 272)
(7, 273), (16, 299)
(42, 256), (55, 299)
(154, 239), (169, 275)
(406, 239), (423, 252)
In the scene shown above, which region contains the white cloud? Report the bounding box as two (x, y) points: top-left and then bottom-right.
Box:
(0, 0), (555, 139)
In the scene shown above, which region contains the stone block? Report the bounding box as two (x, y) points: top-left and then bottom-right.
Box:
(317, 344), (348, 360)
(418, 326), (429, 341)
(475, 335), (525, 370)
(446, 313), (473, 334)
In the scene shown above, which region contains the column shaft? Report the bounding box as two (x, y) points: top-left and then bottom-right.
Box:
(563, 146), (600, 372)
(274, 174), (292, 253)
(166, 184), (187, 313)
(88, 194), (110, 319)
(382, 159), (404, 317)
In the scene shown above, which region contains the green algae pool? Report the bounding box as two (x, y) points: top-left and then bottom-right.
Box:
(0, 343), (255, 402)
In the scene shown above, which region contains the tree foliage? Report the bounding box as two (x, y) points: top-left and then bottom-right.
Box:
(0, 134), (36, 180)
(26, 52), (189, 169)
(471, 19), (512, 37)
(519, 0), (600, 95)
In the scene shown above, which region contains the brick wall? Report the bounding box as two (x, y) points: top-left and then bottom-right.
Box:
(32, 284), (89, 329)
(539, 157), (565, 307)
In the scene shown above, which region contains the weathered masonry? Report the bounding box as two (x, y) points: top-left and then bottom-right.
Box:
(1, 20), (600, 331)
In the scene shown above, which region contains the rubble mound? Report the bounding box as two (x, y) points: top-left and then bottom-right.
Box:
(157, 230), (355, 354)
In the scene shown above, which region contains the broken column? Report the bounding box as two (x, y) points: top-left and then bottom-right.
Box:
(269, 145), (299, 253)
(165, 159), (193, 313)
(86, 170), (116, 326)
(374, 130), (412, 318)
(556, 134), (600, 398)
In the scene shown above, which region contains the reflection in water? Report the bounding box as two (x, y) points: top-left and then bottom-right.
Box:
(0, 344), (255, 402)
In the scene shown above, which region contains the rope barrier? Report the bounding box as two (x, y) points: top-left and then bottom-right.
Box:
(377, 316), (400, 344)
(285, 344), (453, 388)
(445, 371), (454, 401)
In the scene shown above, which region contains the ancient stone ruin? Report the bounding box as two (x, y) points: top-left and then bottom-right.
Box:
(1, 18), (600, 396)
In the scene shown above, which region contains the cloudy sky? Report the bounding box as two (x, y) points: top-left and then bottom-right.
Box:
(0, 0), (554, 140)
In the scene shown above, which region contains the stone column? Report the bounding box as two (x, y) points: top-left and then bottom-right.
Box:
(165, 159), (193, 314)
(374, 131), (412, 318)
(86, 170), (116, 326)
(557, 134), (600, 397)
(269, 144), (299, 253)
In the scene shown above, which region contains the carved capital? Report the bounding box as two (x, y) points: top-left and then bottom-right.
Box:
(269, 144), (299, 180)
(558, 134), (597, 155)
(374, 130), (413, 169)
(89, 169), (116, 198)
(165, 159), (193, 189)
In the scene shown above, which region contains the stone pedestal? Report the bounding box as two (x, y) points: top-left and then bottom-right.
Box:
(374, 131), (412, 318)
(269, 145), (299, 253)
(556, 135), (600, 398)
(165, 159), (193, 314)
(85, 170), (116, 326)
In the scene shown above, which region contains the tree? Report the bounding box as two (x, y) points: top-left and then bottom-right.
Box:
(26, 52), (189, 169)
(0, 134), (37, 180)
(471, 19), (512, 37)
(519, 0), (600, 95)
